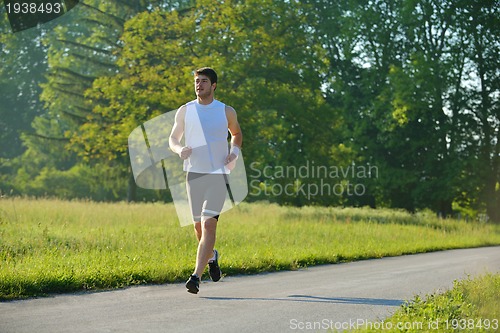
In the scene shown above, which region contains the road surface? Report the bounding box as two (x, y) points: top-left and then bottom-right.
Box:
(1, 246), (499, 332)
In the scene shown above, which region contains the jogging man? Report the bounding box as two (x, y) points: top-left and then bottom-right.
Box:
(169, 67), (243, 294)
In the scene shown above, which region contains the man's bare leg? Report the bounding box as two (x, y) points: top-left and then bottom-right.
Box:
(193, 217), (217, 277)
(194, 221), (202, 242)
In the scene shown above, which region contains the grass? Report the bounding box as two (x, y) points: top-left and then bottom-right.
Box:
(1, 197), (500, 300)
(348, 273), (500, 332)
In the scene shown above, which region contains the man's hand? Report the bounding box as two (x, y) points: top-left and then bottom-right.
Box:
(225, 153), (237, 164)
(225, 150), (239, 171)
(178, 146), (192, 160)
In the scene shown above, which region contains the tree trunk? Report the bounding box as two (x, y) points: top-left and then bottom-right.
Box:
(127, 167), (137, 202)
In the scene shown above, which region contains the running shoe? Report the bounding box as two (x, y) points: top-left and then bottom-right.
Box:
(208, 249), (222, 282)
(185, 274), (200, 294)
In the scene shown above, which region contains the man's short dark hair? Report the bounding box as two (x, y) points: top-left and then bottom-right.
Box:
(195, 67), (218, 86)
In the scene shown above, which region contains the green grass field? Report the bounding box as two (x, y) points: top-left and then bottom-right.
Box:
(349, 273), (500, 332)
(1, 198), (500, 300)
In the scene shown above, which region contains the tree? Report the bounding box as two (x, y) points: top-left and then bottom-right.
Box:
(0, 5), (51, 160)
(0, 4), (57, 194)
(5, 0), (191, 199)
(305, 0), (498, 220)
(72, 0), (341, 205)
(454, 0), (500, 222)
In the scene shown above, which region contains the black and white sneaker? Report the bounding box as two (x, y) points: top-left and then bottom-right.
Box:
(185, 274), (200, 294)
(208, 249), (222, 282)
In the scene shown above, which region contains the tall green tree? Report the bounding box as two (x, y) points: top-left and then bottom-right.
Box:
(7, 0), (191, 199)
(0, 5), (51, 160)
(0, 4), (57, 193)
(305, 0), (408, 208)
(73, 0), (340, 205)
(378, 0), (463, 214)
(307, 0), (499, 220)
(454, 0), (500, 221)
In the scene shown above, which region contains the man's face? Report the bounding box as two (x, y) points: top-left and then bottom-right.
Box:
(194, 74), (215, 98)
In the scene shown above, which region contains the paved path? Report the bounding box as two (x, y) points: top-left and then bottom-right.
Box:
(1, 246), (499, 333)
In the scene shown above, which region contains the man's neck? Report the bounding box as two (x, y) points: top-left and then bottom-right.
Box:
(197, 96), (214, 105)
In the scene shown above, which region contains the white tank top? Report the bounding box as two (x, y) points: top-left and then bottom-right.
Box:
(183, 99), (230, 174)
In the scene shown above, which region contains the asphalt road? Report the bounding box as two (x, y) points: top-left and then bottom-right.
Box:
(1, 246), (499, 333)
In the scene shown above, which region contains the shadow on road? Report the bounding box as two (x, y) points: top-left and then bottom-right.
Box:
(201, 294), (404, 306)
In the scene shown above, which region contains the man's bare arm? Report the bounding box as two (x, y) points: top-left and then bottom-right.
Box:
(226, 106), (242, 147)
(169, 106), (192, 159)
(225, 106), (242, 165)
